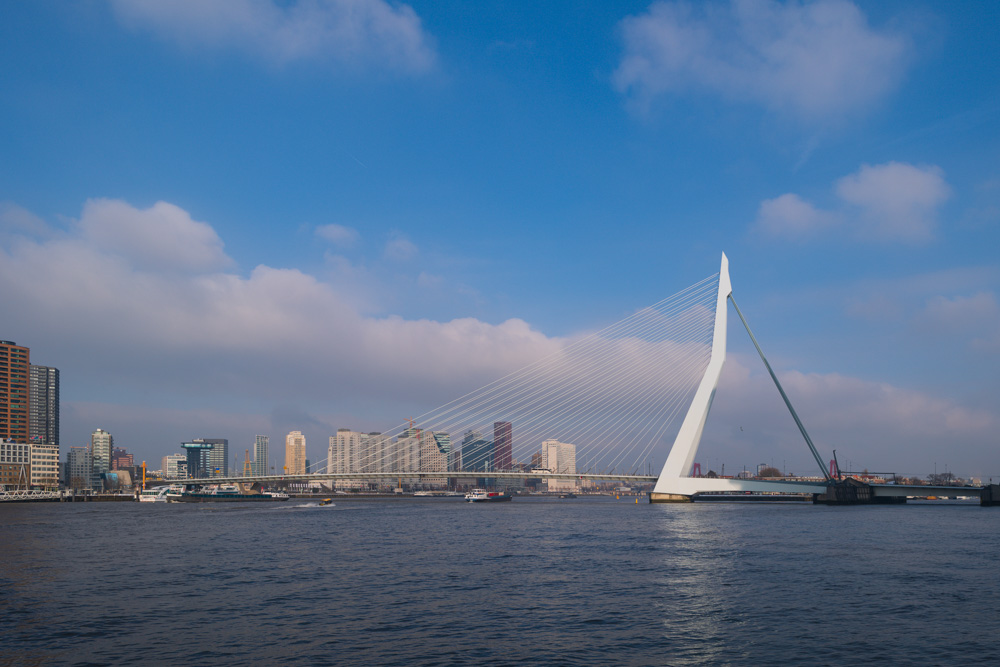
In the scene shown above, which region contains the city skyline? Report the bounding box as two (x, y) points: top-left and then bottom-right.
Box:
(1, 1), (998, 478)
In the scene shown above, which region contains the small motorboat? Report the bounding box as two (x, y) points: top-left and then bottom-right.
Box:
(319, 498), (334, 506)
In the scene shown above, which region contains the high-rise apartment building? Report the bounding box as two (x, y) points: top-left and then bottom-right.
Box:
(493, 421), (512, 471)
(394, 432), (420, 474)
(327, 429), (363, 475)
(361, 432), (390, 473)
(0, 340), (30, 444)
(285, 431), (306, 475)
(29, 364), (59, 448)
(252, 435), (269, 476)
(90, 428), (113, 489)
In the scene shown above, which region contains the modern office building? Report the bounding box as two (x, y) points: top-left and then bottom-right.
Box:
(29, 364), (59, 448)
(461, 431), (493, 472)
(252, 435), (269, 476)
(433, 432), (452, 467)
(493, 421), (512, 471)
(419, 431), (450, 486)
(0, 441), (31, 489)
(541, 439), (577, 492)
(180, 438), (228, 477)
(111, 447), (133, 470)
(65, 446), (93, 490)
(181, 441), (213, 479)
(161, 453), (186, 478)
(285, 431), (306, 475)
(29, 443), (59, 490)
(90, 428), (114, 489)
(201, 439), (228, 476)
(0, 340), (30, 444)
(461, 430), (494, 487)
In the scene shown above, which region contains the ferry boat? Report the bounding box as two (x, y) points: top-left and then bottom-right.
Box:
(464, 488), (512, 503)
(169, 485), (291, 502)
(138, 486), (182, 502)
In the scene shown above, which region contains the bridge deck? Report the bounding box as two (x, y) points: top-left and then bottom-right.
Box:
(151, 471), (659, 486)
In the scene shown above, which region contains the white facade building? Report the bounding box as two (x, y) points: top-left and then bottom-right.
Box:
(327, 429), (365, 489)
(252, 435), (269, 476)
(30, 443), (59, 489)
(541, 439), (577, 492)
(285, 431), (306, 475)
(418, 431), (449, 486)
(161, 453), (186, 478)
(90, 428), (113, 489)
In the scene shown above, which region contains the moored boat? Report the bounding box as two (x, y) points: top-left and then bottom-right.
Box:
(138, 485), (182, 502)
(169, 484), (291, 502)
(464, 488), (512, 503)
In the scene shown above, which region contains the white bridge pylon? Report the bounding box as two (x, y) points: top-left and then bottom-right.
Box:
(650, 253), (831, 502)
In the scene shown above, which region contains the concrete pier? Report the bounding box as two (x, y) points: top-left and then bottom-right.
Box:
(980, 484), (1000, 507)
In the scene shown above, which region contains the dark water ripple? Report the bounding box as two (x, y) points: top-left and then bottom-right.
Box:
(2, 499), (999, 666)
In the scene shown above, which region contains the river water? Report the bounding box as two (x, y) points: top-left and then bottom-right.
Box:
(2, 497), (999, 666)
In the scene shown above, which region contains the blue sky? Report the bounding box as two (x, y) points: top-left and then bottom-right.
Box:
(1, 0), (998, 479)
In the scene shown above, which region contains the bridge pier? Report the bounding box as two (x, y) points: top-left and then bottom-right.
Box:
(648, 492), (693, 503)
(813, 479), (905, 505)
(981, 484), (1000, 507)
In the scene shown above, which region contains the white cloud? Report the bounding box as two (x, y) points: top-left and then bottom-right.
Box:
(0, 201), (50, 237)
(5, 198), (995, 475)
(416, 271), (443, 289)
(702, 356), (999, 477)
(919, 292), (1000, 351)
(315, 223), (360, 246)
(755, 161), (951, 243)
(755, 193), (836, 237)
(615, 0), (911, 121)
(78, 198), (232, 272)
(109, 0), (437, 73)
(835, 162), (952, 242)
(384, 234), (418, 261)
(0, 199), (557, 411)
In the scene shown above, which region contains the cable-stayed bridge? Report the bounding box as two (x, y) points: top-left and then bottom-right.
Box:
(174, 254), (1000, 505)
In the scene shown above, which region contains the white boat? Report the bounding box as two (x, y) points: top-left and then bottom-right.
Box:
(169, 484), (290, 502)
(138, 485), (181, 502)
(464, 488), (512, 503)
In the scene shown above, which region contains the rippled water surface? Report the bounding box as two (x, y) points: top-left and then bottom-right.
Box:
(2, 497), (999, 666)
